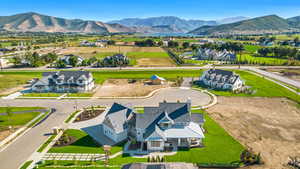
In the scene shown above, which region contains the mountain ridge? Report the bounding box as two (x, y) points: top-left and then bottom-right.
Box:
(189, 15), (299, 35)
(0, 12), (133, 33)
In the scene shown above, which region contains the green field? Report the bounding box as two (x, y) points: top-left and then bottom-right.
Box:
(0, 72), (41, 95)
(165, 110), (244, 164)
(237, 54), (300, 65)
(195, 70), (300, 104)
(0, 107), (43, 131)
(94, 52), (118, 59)
(244, 45), (261, 53)
(48, 129), (123, 154)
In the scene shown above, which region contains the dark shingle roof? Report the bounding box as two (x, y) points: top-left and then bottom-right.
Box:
(204, 69), (240, 85)
(42, 71), (92, 83)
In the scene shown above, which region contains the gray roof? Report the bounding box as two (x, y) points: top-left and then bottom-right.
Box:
(43, 71), (91, 80)
(136, 103), (190, 130)
(204, 69), (240, 85)
(103, 103), (134, 133)
(122, 163), (198, 169)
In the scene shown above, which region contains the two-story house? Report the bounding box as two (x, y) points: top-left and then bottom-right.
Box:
(200, 69), (244, 91)
(102, 100), (205, 153)
(31, 71), (95, 93)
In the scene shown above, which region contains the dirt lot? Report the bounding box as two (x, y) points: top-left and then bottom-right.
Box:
(136, 58), (175, 67)
(0, 85), (26, 96)
(94, 79), (173, 97)
(206, 97), (300, 169)
(57, 46), (164, 57)
(264, 68), (300, 82)
(0, 127), (21, 141)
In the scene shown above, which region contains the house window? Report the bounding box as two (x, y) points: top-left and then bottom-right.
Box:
(78, 80), (83, 83)
(150, 141), (161, 147)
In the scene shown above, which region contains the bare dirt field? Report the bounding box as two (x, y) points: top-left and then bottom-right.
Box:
(136, 58), (175, 67)
(0, 85), (25, 96)
(206, 96), (300, 169)
(94, 79), (173, 97)
(57, 46), (164, 57)
(264, 68), (300, 82)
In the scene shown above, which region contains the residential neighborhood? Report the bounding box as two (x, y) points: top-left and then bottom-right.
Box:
(0, 1), (299, 169)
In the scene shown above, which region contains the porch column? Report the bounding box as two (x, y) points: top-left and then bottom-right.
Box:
(178, 138), (181, 146)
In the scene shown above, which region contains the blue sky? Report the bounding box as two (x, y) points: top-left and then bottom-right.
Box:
(0, 0), (300, 21)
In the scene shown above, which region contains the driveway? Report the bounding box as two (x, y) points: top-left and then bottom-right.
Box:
(0, 88), (211, 169)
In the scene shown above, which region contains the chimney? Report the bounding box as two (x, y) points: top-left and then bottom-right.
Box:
(187, 97), (192, 116)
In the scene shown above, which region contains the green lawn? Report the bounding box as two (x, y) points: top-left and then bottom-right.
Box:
(92, 69), (203, 84)
(37, 134), (57, 152)
(244, 45), (261, 53)
(48, 129), (123, 154)
(165, 110), (244, 164)
(20, 160), (33, 169)
(67, 93), (94, 97)
(0, 72), (41, 95)
(22, 93), (62, 97)
(94, 52), (118, 59)
(64, 111), (79, 123)
(195, 70), (300, 104)
(126, 52), (170, 59)
(0, 107), (40, 127)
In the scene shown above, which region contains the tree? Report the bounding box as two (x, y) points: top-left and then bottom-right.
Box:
(168, 41), (179, 48)
(11, 55), (22, 66)
(56, 59), (66, 68)
(182, 42), (190, 49)
(68, 55), (79, 67)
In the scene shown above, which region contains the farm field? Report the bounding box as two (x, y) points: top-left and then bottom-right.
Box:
(57, 46), (174, 67)
(238, 54), (300, 66)
(206, 96), (300, 169)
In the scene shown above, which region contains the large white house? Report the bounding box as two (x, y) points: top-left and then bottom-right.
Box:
(200, 69), (244, 91)
(195, 48), (236, 61)
(102, 101), (205, 153)
(31, 71), (95, 93)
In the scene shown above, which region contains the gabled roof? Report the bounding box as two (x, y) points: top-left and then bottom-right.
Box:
(103, 103), (134, 133)
(203, 69), (241, 85)
(41, 71), (92, 84)
(144, 125), (166, 141)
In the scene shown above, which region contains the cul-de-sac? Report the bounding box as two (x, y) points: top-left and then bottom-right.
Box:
(0, 2), (300, 169)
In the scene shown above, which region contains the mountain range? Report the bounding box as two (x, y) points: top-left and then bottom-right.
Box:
(190, 15), (300, 35)
(108, 16), (249, 33)
(0, 12), (300, 35)
(0, 12), (133, 33)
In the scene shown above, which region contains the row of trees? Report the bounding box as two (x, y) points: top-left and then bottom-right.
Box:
(11, 52), (58, 67)
(257, 47), (300, 60)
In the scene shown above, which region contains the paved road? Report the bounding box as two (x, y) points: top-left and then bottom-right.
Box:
(0, 88), (211, 169)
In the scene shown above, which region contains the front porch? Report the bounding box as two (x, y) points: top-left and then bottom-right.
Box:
(124, 138), (202, 155)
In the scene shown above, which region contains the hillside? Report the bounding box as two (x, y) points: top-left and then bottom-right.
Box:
(190, 15), (297, 35)
(287, 16), (300, 28)
(108, 16), (217, 33)
(0, 12), (133, 33)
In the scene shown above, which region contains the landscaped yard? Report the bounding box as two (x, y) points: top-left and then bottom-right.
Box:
(48, 129), (123, 154)
(165, 109), (244, 164)
(238, 53), (300, 65)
